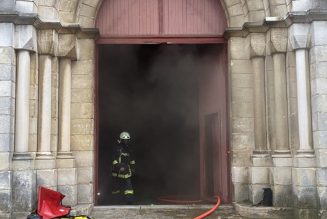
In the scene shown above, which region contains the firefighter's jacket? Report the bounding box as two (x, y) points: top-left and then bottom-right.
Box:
(112, 143), (135, 179)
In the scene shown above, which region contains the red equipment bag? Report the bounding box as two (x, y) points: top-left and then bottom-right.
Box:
(37, 186), (71, 219)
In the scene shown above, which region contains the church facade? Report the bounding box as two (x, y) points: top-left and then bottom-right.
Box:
(0, 0), (327, 218)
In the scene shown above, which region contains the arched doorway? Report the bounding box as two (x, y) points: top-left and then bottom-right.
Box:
(95, 0), (230, 205)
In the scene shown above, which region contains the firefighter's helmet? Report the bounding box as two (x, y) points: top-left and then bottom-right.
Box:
(119, 132), (130, 140)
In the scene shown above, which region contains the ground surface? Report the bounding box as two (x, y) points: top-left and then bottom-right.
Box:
(90, 205), (244, 219)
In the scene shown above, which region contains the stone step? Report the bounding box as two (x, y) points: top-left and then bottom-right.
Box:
(90, 205), (242, 219)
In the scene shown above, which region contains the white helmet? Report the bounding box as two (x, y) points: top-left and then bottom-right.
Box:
(119, 132), (130, 140)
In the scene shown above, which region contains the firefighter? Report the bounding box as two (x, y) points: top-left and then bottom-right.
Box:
(111, 131), (135, 204)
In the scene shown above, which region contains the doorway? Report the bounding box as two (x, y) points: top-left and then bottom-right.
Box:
(96, 43), (230, 205)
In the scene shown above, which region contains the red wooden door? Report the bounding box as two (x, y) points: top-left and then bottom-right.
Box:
(199, 45), (230, 203)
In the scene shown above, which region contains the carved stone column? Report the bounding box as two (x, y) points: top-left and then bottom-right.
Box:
(12, 25), (37, 216)
(249, 33), (271, 204)
(56, 33), (77, 206)
(270, 28), (292, 207)
(35, 29), (58, 190)
(289, 24), (317, 218)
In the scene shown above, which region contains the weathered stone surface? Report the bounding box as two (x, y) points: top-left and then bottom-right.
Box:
(12, 170), (36, 211)
(0, 133), (10, 152)
(37, 29), (58, 55)
(232, 167), (248, 183)
(289, 23), (311, 50)
(0, 153), (10, 171)
(232, 118), (254, 133)
(272, 167), (292, 185)
(250, 33), (266, 57)
(316, 149), (327, 167)
(58, 185), (77, 206)
(318, 186), (327, 209)
(249, 184), (270, 204)
(57, 168), (77, 186)
(72, 119), (94, 135)
(270, 28), (288, 53)
(295, 208), (318, 219)
(0, 115), (11, 134)
(0, 0), (15, 11)
(232, 87), (253, 102)
(313, 131), (327, 149)
(0, 64), (15, 81)
(72, 60), (94, 75)
(250, 167), (270, 184)
(311, 21), (327, 47)
(15, 25), (37, 52)
(73, 151), (93, 168)
(71, 103), (94, 119)
(72, 74), (94, 89)
(232, 133), (254, 150)
(71, 88), (94, 103)
(273, 185), (293, 207)
(0, 24), (14, 47)
(58, 34), (77, 59)
(230, 37), (250, 60)
(233, 183), (249, 202)
(71, 135), (94, 151)
(0, 171), (11, 190)
(38, 6), (59, 21)
(16, 0), (37, 13)
(77, 167), (93, 184)
(231, 73), (253, 88)
(0, 189), (11, 212)
(77, 39), (95, 60)
(77, 183), (93, 204)
(294, 186), (318, 209)
(231, 101), (254, 118)
(318, 168), (327, 186)
(36, 169), (57, 187)
(293, 168), (316, 187)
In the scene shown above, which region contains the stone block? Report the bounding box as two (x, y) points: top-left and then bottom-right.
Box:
(233, 183), (249, 202)
(318, 169), (327, 186)
(35, 157), (56, 170)
(231, 133), (254, 150)
(15, 25), (37, 51)
(289, 23), (311, 50)
(270, 28), (288, 53)
(292, 168), (316, 187)
(0, 189), (11, 211)
(312, 78), (327, 96)
(229, 15), (246, 28)
(56, 157), (75, 168)
(36, 169), (57, 187)
(270, 5), (287, 17)
(0, 64), (15, 81)
(273, 185), (293, 207)
(72, 60), (94, 75)
(0, 0), (15, 11)
(12, 170), (36, 211)
(57, 168), (77, 186)
(272, 167), (292, 185)
(295, 208), (318, 219)
(313, 131), (327, 149)
(58, 185), (77, 206)
(230, 37), (250, 60)
(249, 185), (270, 205)
(232, 150), (252, 166)
(232, 88), (253, 102)
(312, 46), (327, 63)
(77, 183), (93, 204)
(0, 171), (11, 190)
(252, 154), (272, 167)
(316, 149), (327, 167)
(71, 88), (94, 103)
(0, 97), (11, 115)
(0, 152), (10, 171)
(77, 167), (93, 184)
(272, 156), (293, 167)
(250, 167), (270, 184)
(312, 21), (327, 47)
(71, 135), (94, 151)
(0, 47), (15, 65)
(231, 73), (253, 88)
(231, 101), (254, 118)
(15, 0), (37, 13)
(77, 39), (95, 60)
(294, 186), (318, 209)
(248, 10), (265, 22)
(250, 33), (266, 57)
(230, 60), (252, 74)
(228, 3), (243, 16)
(72, 74), (94, 89)
(37, 29), (58, 55)
(0, 133), (10, 152)
(38, 6), (59, 21)
(72, 119), (94, 135)
(318, 187), (327, 209)
(78, 16), (95, 28)
(232, 167), (248, 183)
(71, 103), (94, 119)
(0, 81), (12, 97)
(79, 4), (96, 17)
(232, 118), (254, 133)
(73, 151), (94, 168)
(0, 115), (11, 134)
(247, 0), (264, 11)
(0, 24), (14, 47)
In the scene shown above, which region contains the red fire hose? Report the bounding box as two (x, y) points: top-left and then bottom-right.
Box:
(193, 196), (221, 219)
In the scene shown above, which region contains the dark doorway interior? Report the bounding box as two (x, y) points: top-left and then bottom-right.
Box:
(97, 44), (222, 205)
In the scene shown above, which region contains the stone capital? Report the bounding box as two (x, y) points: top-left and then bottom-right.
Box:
(58, 33), (77, 60)
(250, 33), (266, 58)
(269, 28), (288, 54)
(15, 25), (37, 52)
(289, 23), (311, 50)
(37, 29), (58, 56)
